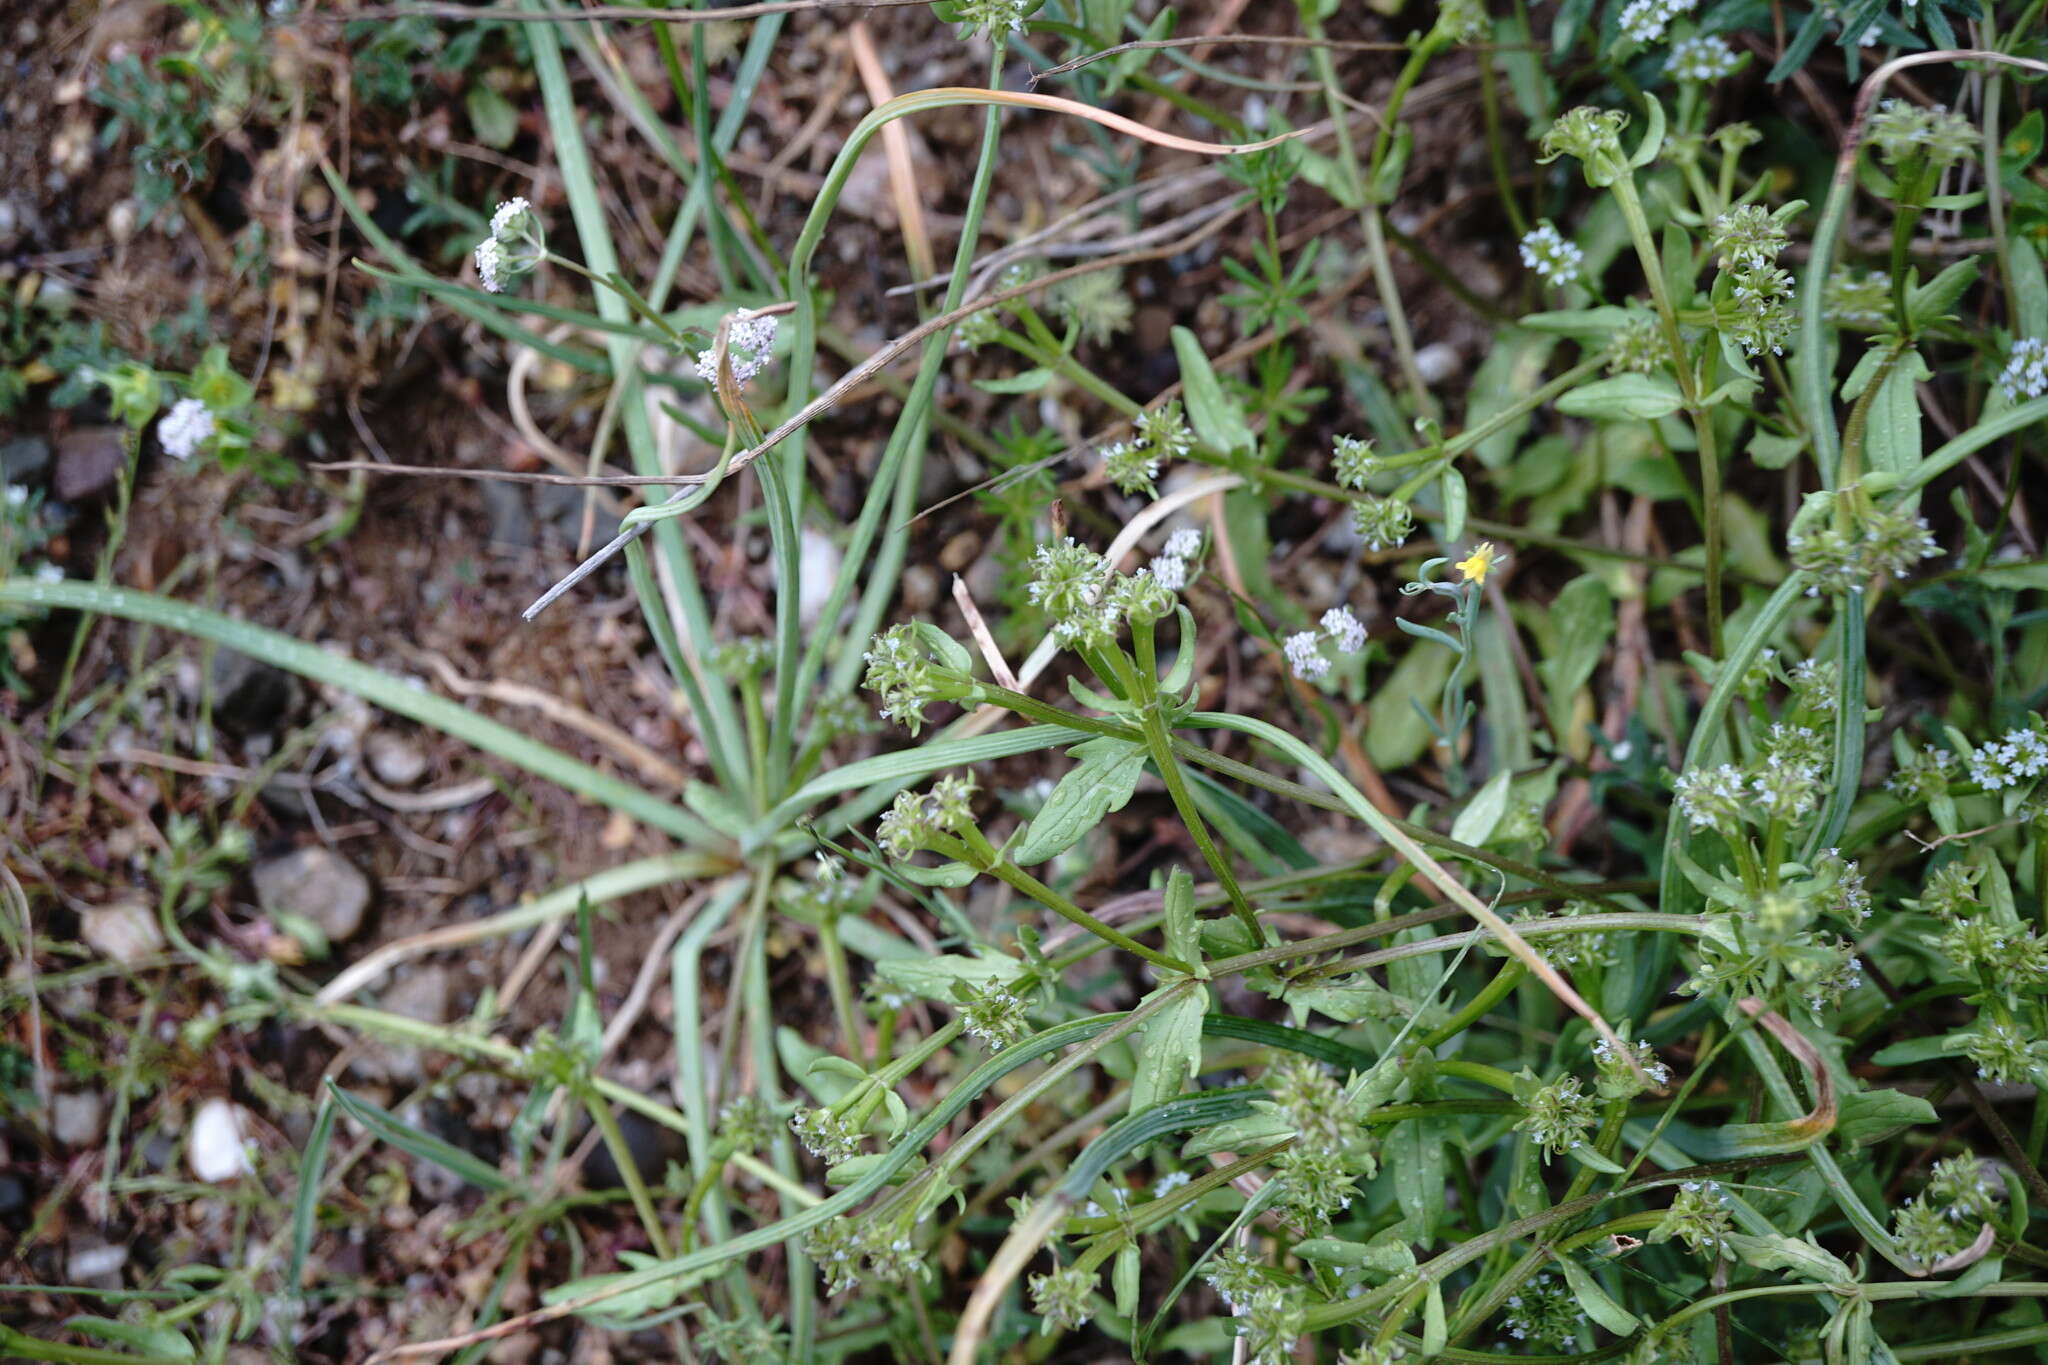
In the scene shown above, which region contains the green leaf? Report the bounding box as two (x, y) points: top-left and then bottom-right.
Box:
(326, 1082), (510, 1192)
(1114, 1243), (1141, 1317)
(466, 85), (520, 148)
(1449, 769), (1515, 848)
(1906, 256), (1982, 330)
(62, 1319), (196, 1360)
(1128, 984), (1210, 1117)
(1012, 736), (1148, 864)
(1750, 429), (1805, 470)
(2013, 235), (2048, 340)
(1566, 1142), (1626, 1173)
(1163, 867), (1201, 970)
(1519, 305), (1633, 336)
(974, 367), (1055, 395)
(546, 1251), (699, 1321)
(1534, 574), (1614, 750)
(1440, 465), (1468, 542)
(874, 949), (1024, 1003)
(1870, 1033), (1966, 1066)
(1, 580), (716, 846)
(1556, 1256), (1640, 1335)
(1724, 1232), (1855, 1284)
(1170, 326), (1255, 456)
(1835, 1087), (1937, 1146)
(290, 1093), (338, 1299)
(1555, 373), (1685, 421)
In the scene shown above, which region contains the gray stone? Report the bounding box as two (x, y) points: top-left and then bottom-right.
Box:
(482, 478), (533, 548)
(0, 436), (50, 481)
(382, 966), (451, 1025)
(78, 900), (165, 966)
(354, 967), (453, 1084)
(253, 847), (372, 946)
(51, 1091), (106, 1148)
(53, 426), (127, 501)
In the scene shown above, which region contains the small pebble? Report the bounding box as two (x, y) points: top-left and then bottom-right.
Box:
(188, 1098), (256, 1182)
(252, 847), (372, 945)
(365, 730), (428, 786)
(79, 900), (165, 966)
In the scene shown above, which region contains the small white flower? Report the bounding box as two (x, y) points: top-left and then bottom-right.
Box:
(1163, 527), (1203, 560)
(1320, 606), (1366, 654)
(1284, 631), (1329, 681)
(696, 311), (780, 390)
(489, 196), (531, 240)
(1152, 1170), (1191, 1197)
(33, 562), (63, 584)
(1150, 554), (1189, 591)
(474, 237), (505, 293)
(1518, 222), (1584, 288)
(158, 398), (215, 461)
(5, 485), (26, 508)
(1667, 34), (1739, 81)
(2000, 338), (2048, 402)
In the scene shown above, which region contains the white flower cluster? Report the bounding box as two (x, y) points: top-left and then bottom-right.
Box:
(1284, 605), (1366, 682)
(1151, 1169), (1191, 1198)
(1618, 0), (1698, 45)
(158, 397), (215, 461)
(1667, 33), (1740, 81)
(695, 312), (779, 391)
(1150, 527), (1203, 592)
(473, 196), (538, 294)
(2000, 337), (2048, 402)
(1969, 724), (2048, 792)
(1518, 221), (1584, 287)
(1674, 754), (1824, 832)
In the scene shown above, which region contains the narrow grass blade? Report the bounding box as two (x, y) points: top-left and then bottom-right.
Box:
(1, 579), (719, 847)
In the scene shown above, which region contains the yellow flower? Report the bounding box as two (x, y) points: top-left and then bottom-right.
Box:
(1455, 542), (1500, 586)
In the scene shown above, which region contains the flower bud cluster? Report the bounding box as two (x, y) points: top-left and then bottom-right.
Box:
(1027, 537), (1177, 650)
(1606, 311), (1672, 375)
(862, 624), (971, 735)
(1894, 1156), (2000, 1267)
(1350, 495), (1415, 553)
(1265, 1057), (1372, 1228)
(1101, 401), (1193, 498)
(1539, 107), (1631, 187)
(791, 1106), (864, 1164)
(1239, 1286), (1307, 1365)
(1028, 1261), (1097, 1331)
(1888, 743), (1957, 803)
(1868, 99), (1979, 175)
(1501, 1270), (1588, 1349)
(1964, 1016), (2048, 1085)
(1654, 1179), (1734, 1256)
(1516, 1073), (1597, 1157)
(960, 980), (1031, 1050)
(1710, 205), (1796, 357)
(1592, 1037), (1672, 1100)
(1673, 755), (1822, 836)
(877, 775), (978, 860)
(1332, 435), (1380, 490)
(803, 1214), (926, 1295)
(1787, 503), (1941, 596)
